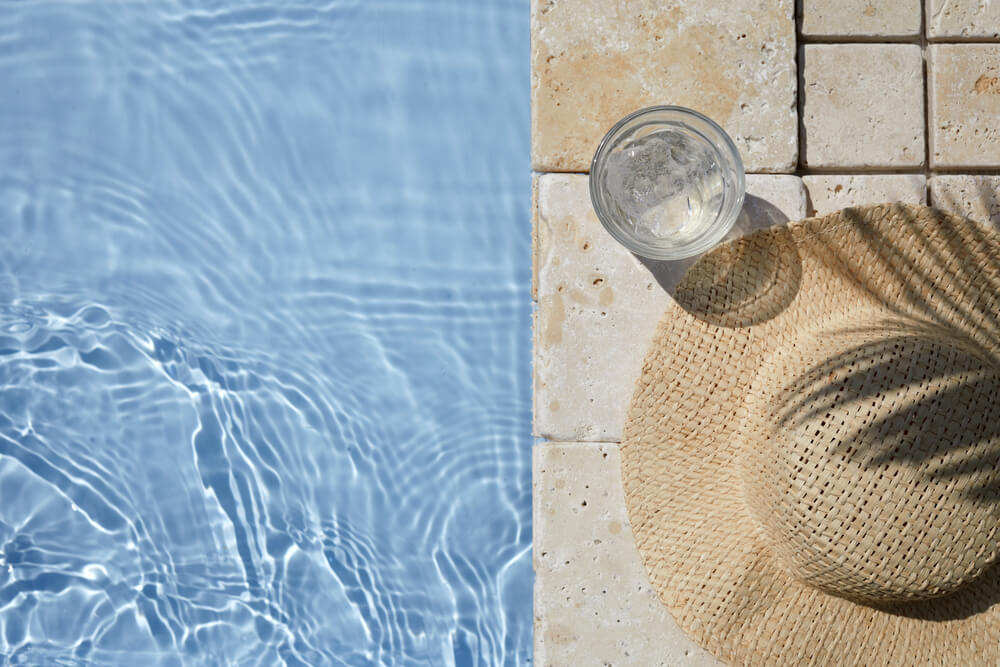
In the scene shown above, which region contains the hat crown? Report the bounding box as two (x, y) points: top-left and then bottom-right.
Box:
(741, 319), (1000, 604)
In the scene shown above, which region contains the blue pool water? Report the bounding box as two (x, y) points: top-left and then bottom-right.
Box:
(0, 1), (530, 664)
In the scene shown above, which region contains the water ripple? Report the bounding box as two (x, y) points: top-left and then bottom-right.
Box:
(0, 0), (530, 663)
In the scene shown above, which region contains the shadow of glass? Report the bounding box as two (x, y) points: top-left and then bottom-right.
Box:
(637, 194), (803, 327)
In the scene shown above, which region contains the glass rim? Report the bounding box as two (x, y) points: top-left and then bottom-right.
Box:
(589, 105), (746, 261)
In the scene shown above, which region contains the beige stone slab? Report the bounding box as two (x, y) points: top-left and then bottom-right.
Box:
(801, 0), (921, 38)
(534, 442), (722, 667)
(803, 175), (927, 216)
(800, 44), (924, 169)
(928, 0), (1000, 39)
(928, 45), (1000, 169)
(533, 174), (805, 442)
(745, 174), (808, 222)
(531, 0), (798, 173)
(929, 175), (1000, 230)
(532, 175), (540, 301)
(533, 174), (670, 442)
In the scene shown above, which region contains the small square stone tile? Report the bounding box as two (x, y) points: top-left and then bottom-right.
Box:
(929, 45), (1000, 169)
(929, 175), (1000, 229)
(803, 175), (927, 216)
(531, 0), (798, 173)
(800, 44), (924, 169)
(928, 0), (1000, 39)
(801, 0), (921, 38)
(533, 174), (805, 441)
(534, 442), (722, 667)
(744, 174), (808, 223)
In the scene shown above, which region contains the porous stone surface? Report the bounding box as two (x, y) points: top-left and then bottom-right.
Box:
(803, 175), (927, 216)
(801, 0), (922, 38)
(532, 174), (669, 442)
(928, 45), (1000, 169)
(800, 44), (924, 169)
(533, 443), (722, 667)
(927, 0), (1000, 39)
(533, 174), (806, 442)
(531, 0), (798, 173)
(929, 175), (1000, 229)
(744, 174), (807, 222)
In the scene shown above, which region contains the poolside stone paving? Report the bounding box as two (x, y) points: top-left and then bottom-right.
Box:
(531, 1), (1000, 665)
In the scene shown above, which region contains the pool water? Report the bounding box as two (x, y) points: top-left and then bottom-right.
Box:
(0, 1), (530, 665)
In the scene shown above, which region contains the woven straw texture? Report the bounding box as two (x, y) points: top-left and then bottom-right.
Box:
(621, 204), (1000, 666)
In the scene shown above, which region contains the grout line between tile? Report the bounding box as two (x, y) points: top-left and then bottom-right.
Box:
(794, 0), (810, 213)
(796, 60), (805, 169)
(798, 35), (922, 44)
(798, 167), (926, 175)
(921, 0), (931, 198)
(930, 167), (1000, 174)
(927, 37), (1000, 43)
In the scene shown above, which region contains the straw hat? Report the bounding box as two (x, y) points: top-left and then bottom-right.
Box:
(621, 204), (1000, 666)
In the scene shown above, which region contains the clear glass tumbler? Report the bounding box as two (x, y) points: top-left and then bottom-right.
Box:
(589, 105), (745, 261)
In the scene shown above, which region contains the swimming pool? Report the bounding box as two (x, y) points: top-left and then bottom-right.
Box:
(0, 1), (531, 664)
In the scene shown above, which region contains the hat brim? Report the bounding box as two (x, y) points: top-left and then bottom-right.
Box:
(621, 204), (1000, 666)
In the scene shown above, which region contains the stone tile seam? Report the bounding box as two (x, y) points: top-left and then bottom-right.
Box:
(922, 0), (931, 203)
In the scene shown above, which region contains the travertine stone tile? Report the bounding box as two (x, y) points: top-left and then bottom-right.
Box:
(744, 174), (808, 222)
(533, 174), (805, 441)
(531, 0), (798, 173)
(929, 175), (1000, 229)
(533, 174), (670, 442)
(800, 44), (924, 169)
(533, 443), (722, 667)
(801, 0), (922, 38)
(532, 175), (540, 301)
(928, 45), (1000, 169)
(803, 175), (927, 216)
(927, 0), (1000, 39)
